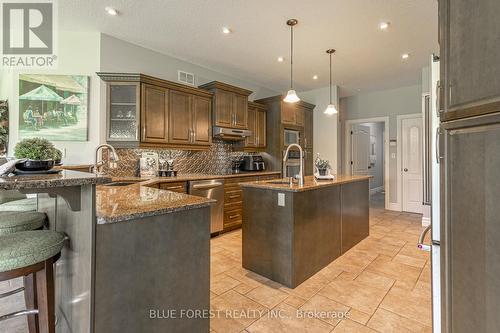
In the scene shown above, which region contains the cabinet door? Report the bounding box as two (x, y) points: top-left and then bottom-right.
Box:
(245, 106), (257, 147)
(304, 109), (313, 149)
(168, 90), (192, 144)
(233, 94), (248, 129)
(441, 0), (500, 118)
(304, 149), (314, 176)
(295, 107), (304, 126)
(256, 109), (267, 148)
(108, 83), (140, 142)
(281, 102), (296, 125)
(214, 90), (233, 127)
(192, 95), (212, 146)
(442, 119), (500, 333)
(141, 84), (168, 143)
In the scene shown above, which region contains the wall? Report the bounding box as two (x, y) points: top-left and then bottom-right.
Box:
(341, 84), (421, 206)
(100, 34), (278, 101)
(299, 86), (340, 173)
(2, 31), (102, 164)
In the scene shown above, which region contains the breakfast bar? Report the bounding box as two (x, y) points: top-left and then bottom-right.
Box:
(240, 175), (370, 288)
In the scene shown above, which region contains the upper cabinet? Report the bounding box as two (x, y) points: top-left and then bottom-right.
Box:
(141, 84), (169, 144)
(439, 0), (500, 121)
(245, 102), (267, 149)
(98, 73), (212, 149)
(199, 81), (252, 129)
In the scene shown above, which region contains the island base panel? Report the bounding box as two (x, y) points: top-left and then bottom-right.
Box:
(94, 207), (210, 333)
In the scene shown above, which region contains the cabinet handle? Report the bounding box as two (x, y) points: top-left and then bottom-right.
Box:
(228, 194), (240, 199)
(193, 130), (196, 142)
(304, 138), (307, 147)
(165, 186), (184, 190)
(435, 80), (441, 117)
(229, 214), (240, 219)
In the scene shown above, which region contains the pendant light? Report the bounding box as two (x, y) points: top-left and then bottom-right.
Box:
(283, 19), (300, 103)
(324, 49), (338, 115)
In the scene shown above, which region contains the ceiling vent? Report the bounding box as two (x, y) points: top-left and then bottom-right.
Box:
(178, 70), (195, 86)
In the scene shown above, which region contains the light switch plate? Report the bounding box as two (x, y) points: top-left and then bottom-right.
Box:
(278, 193), (285, 206)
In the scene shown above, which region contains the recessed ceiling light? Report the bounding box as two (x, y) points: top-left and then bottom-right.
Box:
(222, 27), (232, 34)
(277, 56), (284, 62)
(312, 75), (318, 80)
(401, 53), (410, 60)
(379, 22), (390, 30)
(105, 6), (118, 16)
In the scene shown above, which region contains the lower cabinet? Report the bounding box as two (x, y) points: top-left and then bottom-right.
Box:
(222, 174), (280, 232)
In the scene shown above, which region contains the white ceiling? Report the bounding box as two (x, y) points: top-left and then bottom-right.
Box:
(59, 0), (438, 97)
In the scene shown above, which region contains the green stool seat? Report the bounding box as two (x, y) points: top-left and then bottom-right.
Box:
(0, 231), (65, 272)
(0, 211), (46, 235)
(0, 198), (37, 212)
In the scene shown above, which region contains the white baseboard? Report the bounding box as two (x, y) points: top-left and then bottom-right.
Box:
(370, 186), (384, 195)
(421, 217), (431, 227)
(386, 203), (401, 211)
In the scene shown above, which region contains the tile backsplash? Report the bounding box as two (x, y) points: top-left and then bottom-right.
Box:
(104, 140), (251, 177)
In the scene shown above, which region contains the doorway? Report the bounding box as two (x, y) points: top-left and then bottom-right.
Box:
(345, 117), (389, 210)
(397, 114), (423, 214)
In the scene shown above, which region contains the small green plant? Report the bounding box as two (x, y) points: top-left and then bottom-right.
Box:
(51, 147), (62, 161)
(14, 138), (56, 160)
(314, 154), (331, 170)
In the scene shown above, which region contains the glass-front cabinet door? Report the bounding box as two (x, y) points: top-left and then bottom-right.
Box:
(106, 82), (140, 143)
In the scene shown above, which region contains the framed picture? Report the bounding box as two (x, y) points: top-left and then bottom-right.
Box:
(0, 100), (8, 156)
(18, 74), (89, 141)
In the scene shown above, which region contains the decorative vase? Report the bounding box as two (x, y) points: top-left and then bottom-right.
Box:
(318, 168), (328, 176)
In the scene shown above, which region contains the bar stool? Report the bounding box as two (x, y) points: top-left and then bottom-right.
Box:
(0, 197), (37, 212)
(0, 211), (47, 235)
(0, 231), (65, 333)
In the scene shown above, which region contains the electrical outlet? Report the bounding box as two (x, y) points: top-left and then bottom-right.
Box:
(63, 148), (67, 157)
(391, 153), (396, 159)
(278, 193), (285, 206)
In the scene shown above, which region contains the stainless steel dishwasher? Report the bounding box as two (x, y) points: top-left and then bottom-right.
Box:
(189, 179), (224, 233)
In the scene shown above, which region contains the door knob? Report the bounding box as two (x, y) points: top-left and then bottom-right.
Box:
(404, 168), (408, 172)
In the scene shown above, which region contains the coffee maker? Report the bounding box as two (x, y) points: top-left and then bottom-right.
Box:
(241, 155), (265, 171)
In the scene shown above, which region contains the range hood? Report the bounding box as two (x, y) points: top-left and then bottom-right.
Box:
(213, 127), (252, 141)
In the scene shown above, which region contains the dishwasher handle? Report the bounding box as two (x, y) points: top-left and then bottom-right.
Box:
(191, 182), (223, 190)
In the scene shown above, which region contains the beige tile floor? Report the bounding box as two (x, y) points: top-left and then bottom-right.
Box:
(210, 198), (432, 333)
(1, 194), (431, 333)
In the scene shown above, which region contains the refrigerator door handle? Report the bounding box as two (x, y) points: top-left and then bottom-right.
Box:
(435, 127), (442, 164)
(417, 225), (432, 252)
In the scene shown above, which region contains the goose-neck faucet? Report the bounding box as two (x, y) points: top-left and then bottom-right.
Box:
(283, 143), (304, 186)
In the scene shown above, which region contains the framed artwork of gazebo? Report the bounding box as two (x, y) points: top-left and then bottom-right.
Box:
(18, 74), (89, 141)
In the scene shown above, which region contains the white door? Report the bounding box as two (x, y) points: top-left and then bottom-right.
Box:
(402, 117), (423, 213)
(351, 124), (370, 175)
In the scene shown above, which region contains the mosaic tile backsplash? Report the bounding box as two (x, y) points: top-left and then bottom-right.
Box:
(104, 140), (252, 177)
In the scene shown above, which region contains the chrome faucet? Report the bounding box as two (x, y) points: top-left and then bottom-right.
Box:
(283, 143), (304, 186)
(91, 144), (120, 175)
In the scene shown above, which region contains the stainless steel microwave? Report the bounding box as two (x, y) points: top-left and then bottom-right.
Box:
(284, 129), (300, 146)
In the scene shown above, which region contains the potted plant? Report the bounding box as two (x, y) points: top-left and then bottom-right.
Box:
(14, 138), (57, 171)
(52, 147), (63, 165)
(314, 155), (331, 176)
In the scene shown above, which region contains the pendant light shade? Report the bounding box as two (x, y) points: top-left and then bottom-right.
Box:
(324, 49), (338, 115)
(283, 19), (300, 103)
(284, 89), (300, 103)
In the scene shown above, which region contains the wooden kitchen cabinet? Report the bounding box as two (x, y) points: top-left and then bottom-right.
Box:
(245, 102), (267, 149)
(222, 173), (280, 232)
(168, 90), (192, 144)
(281, 102), (296, 125)
(199, 81), (252, 129)
(192, 96), (211, 145)
(439, 0), (500, 121)
(256, 107), (266, 148)
(98, 73), (213, 149)
(304, 108), (313, 149)
(141, 84), (169, 144)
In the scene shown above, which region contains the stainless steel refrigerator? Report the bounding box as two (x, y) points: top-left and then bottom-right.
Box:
(436, 1), (500, 332)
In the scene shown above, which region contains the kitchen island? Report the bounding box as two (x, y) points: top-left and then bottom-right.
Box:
(94, 184), (213, 333)
(240, 175), (370, 288)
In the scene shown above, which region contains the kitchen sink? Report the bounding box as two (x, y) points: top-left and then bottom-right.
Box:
(103, 181), (141, 187)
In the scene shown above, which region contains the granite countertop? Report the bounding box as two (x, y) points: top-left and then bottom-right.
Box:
(240, 175), (372, 192)
(0, 170), (111, 190)
(113, 171), (282, 185)
(96, 184), (214, 224)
